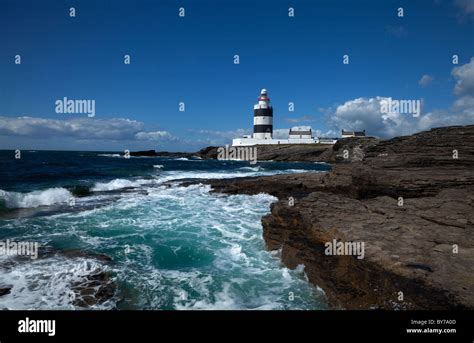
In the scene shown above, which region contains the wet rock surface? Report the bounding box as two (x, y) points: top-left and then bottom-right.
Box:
(129, 150), (197, 158)
(262, 189), (474, 309)
(71, 269), (116, 308)
(0, 287), (11, 297)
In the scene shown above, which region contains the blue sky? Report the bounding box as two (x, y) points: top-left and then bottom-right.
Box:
(0, 0), (473, 151)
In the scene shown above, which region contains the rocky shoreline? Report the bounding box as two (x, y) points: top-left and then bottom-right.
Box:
(2, 126), (471, 310)
(130, 141), (341, 162)
(190, 125), (474, 309)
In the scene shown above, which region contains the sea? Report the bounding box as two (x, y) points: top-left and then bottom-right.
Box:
(0, 150), (331, 310)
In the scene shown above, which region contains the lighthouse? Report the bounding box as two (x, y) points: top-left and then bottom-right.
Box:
(232, 88), (321, 146)
(253, 89), (273, 139)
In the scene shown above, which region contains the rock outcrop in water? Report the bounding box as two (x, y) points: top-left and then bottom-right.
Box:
(128, 150), (196, 158)
(133, 141), (338, 162)
(200, 125), (474, 310)
(197, 144), (335, 162)
(0, 287), (11, 297)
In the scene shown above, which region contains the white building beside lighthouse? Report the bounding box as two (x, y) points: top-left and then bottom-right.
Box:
(232, 89), (319, 146)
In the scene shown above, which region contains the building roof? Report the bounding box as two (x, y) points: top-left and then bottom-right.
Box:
(291, 126), (312, 131)
(342, 129), (366, 136)
(290, 126), (312, 135)
(290, 131), (312, 135)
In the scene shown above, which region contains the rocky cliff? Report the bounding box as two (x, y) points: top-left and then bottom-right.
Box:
(197, 143), (335, 162)
(203, 125), (474, 309)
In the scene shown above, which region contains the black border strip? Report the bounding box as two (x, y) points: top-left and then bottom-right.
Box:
(0, 310), (472, 341)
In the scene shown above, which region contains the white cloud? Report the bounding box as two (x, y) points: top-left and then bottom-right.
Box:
(195, 128), (250, 140)
(0, 116), (176, 142)
(183, 128), (252, 146)
(326, 95), (473, 138)
(324, 58), (474, 137)
(452, 57), (474, 96)
(419, 74), (434, 87)
(453, 95), (474, 116)
(326, 96), (420, 137)
(135, 131), (176, 141)
(455, 0), (474, 20)
(272, 128), (290, 139)
(313, 129), (338, 138)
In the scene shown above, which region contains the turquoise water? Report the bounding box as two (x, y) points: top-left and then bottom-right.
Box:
(0, 151), (329, 310)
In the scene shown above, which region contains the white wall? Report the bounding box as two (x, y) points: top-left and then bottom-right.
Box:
(232, 138), (319, 146)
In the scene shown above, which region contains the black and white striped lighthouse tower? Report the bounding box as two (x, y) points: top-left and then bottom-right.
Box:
(253, 89), (273, 139)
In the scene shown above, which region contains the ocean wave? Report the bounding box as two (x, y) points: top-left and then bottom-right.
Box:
(153, 165), (164, 169)
(0, 181), (324, 310)
(0, 157), (328, 309)
(92, 178), (156, 191)
(0, 188), (73, 209)
(155, 171), (257, 183)
(97, 153), (121, 157)
(239, 166), (264, 172)
(155, 168), (315, 184)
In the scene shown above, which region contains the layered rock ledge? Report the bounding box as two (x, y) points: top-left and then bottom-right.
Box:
(199, 125), (474, 309)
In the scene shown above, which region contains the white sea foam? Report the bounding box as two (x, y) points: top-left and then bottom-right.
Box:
(174, 282), (238, 310)
(239, 166), (264, 172)
(0, 255), (114, 310)
(0, 188), (73, 209)
(85, 164), (317, 192)
(284, 169), (312, 173)
(154, 168), (312, 184)
(97, 153), (121, 157)
(92, 178), (157, 191)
